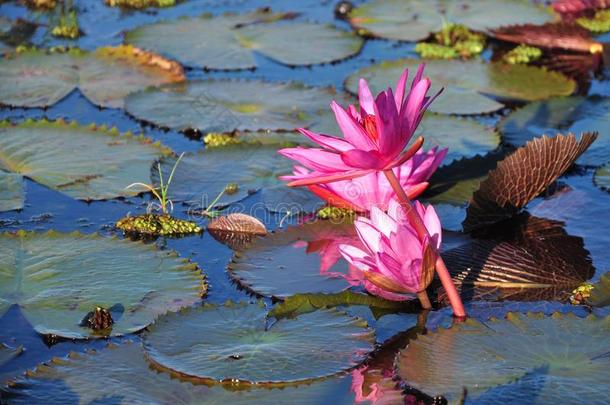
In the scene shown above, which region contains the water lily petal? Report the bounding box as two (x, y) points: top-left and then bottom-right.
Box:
(331, 101), (376, 150)
(358, 78), (375, 116)
(279, 147), (350, 172)
(341, 149), (386, 170)
(297, 128), (354, 152)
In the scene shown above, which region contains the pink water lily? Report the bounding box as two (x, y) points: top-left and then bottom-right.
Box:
(279, 64), (441, 186)
(282, 147), (447, 213)
(339, 198), (441, 301)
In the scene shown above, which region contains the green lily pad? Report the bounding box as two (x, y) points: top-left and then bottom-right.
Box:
(499, 97), (610, 167)
(590, 272), (610, 307)
(153, 145), (321, 213)
(0, 46), (185, 108)
(143, 302), (375, 384)
(594, 164), (610, 192)
(0, 119), (171, 201)
(345, 59), (575, 115)
(125, 79), (350, 134)
(0, 171), (24, 212)
(0, 230), (206, 338)
(396, 312), (610, 403)
(347, 0), (555, 42)
(416, 114), (500, 165)
(125, 10), (363, 70)
(0, 341), (360, 404)
(228, 221), (357, 299)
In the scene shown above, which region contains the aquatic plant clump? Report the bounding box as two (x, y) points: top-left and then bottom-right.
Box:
(577, 9), (610, 33)
(415, 23), (485, 60)
(503, 44), (543, 64)
(115, 214), (202, 236)
(51, 10), (80, 39)
(316, 206), (356, 221)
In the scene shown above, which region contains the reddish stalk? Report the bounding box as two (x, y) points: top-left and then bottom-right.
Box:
(383, 169), (467, 319)
(416, 291), (432, 310)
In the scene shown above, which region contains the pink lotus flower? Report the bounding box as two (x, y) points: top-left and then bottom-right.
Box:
(279, 65), (441, 186)
(282, 147), (447, 213)
(339, 198), (442, 301)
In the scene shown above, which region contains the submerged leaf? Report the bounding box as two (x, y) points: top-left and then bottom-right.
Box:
(594, 163), (610, 192)
(396, 312), (610, 403)
(228, 221), (357, 299)
(0, 120), (171, 201)
(143, 302), (375, 384)
(1, 341), (360, 404)
(0, 46), (184, 108)
(125, 10), (363, 70)
(462, 132), (596, 231)
(0, 231), (206, 338)
(347, 0), (554, 42)
(345, 59), (575, 115)
(589, 272), (610, 306)
(499, 96), (610, 166)
(0, 171), (24, 212)
(441, 215), (595, 302)
(268, 291), (411, 320)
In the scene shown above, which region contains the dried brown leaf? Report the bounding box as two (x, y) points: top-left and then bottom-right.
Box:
(207, 213), (268, 250)
(440, 215), (595, 303)
(491, 23), (600, 53)
(462, 132), (597, 232)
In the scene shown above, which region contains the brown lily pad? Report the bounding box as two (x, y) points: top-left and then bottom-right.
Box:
(463, 132), (597, 232)
(207, 213), (268, 250)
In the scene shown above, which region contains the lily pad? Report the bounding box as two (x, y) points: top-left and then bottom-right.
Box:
(125, 79), (350, 134)
(125, 10), (363, 70)
(0, 341), (360, 404)
(0, 231), (206, 338)
(143, 302), (375, 384)
(345, 59), (575, 115)
(463, 132), (596, 232)
(441, 215), (595, 303)
(590, 272), (610, 307)
(499, 97), (610, 167)
(594, 164), (610, 192)
(416, 114), (500, 166)
(0, 120), (171, 201)
(152, 146), (321, 213)
(228, 221), (357, 299)
(0, 171), (24, 212)
(396, 312), (610, 403)
(347, 0), (555, 42)
(0, 46), (184, 108)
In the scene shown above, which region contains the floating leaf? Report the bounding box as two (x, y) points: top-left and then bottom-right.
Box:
(0, 46), (184, 108)
(0, 120), (171, 201)
(0, 231), (206, 338)
(228, 221), (357, 299)
(268, 291), (411, 320)
(0, 171), (24, 212)
(143, 302), (374, 384)
(490, 23), (601, 53)
(153, 146), (321, 213)
(125, 10), (363, 70)
(589, 272), (610, 307)
(1, 341), (360, 404)
(416, 114), (500, 166)
(594, 163), (610, 192)
(347, 0), (555, 42)
(125, 79), (349, 134)
(207, 213), (267, 250)
(499, 96), (610, 166)
(441, 215), (595, 302)
(463, 132), (597, 231)
(346, 59), (575, 115)
(396, 312), (610, 403)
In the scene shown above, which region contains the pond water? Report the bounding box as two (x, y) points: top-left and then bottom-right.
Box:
(0, 0), (609, 404)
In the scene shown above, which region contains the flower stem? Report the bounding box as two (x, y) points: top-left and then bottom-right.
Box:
(416, 291), (432, 310)
(383, 169), (467, 319)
